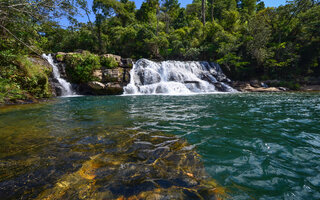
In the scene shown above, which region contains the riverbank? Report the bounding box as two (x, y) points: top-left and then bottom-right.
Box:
(231, 80), (320, 93)
(0, 55), (55, 105)
(1, 52), (320, 105)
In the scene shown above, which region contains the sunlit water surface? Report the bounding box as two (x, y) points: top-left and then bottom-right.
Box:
(0, 93), (320, 199)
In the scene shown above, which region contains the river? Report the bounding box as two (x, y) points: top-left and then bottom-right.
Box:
(0, 93), (319, 199)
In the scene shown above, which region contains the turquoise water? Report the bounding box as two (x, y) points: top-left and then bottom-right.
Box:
(0, 93), (320, 199)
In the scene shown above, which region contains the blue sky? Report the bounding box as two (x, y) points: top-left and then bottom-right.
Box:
(60, 0), (287, 27)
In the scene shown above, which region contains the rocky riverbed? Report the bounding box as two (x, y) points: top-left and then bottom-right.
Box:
(0, 127), (227, 200)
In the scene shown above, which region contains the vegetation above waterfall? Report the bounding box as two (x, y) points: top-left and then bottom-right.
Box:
(64, 52), (101, 83)
(0, 0), (319, 102)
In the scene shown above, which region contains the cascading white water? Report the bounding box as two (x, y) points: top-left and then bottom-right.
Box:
(42, 54), (75, 96)
(124, 59), (236, 95)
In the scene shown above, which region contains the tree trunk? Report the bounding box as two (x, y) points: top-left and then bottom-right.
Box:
(97, 25), (102, 54)
(156, 5), (159, 36)
(211, 0), (214, 22)
(96, 15), (103, 54)
(202, 0), (206, 25)
(165, 13), (170, 33)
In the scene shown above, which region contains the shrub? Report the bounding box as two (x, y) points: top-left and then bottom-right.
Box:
(100, 56), (118, 69)
(0, 78), (25, 103)
(56, 54), (64, 61)
(0, 55), (52, 103)
(65, 51), (101, 83)
(15, 56), (51, 98)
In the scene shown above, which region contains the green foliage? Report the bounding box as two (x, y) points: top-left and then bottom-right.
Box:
(100, 56), (118, 69)
(56, 54), (64, 61)
(0, 54), (52, 103)
(65, 51), (101, 83)
(38, 0), (318, 83)
(0, 66), (25, 103)
(1, 0), (319, 103)
(15, 56), (52, 99)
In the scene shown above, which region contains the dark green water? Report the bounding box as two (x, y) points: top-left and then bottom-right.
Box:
(0, 93), (320, 199)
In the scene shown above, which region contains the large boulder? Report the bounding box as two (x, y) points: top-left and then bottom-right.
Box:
(242, 83), (282, 92)
(231, 81), (284, 92)
(88, 81), (106, 90)
(102, 68), (123, 83)
(83, 81), (123, 95)
(105, 83), (123, 95)
(93, 70), (103, 82)
(56, 52), (67, 62)
(250, 80), (260, 88)
(121, 58), (134, 68)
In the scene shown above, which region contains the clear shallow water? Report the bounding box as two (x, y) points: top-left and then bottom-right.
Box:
(0, 93), (320, 199)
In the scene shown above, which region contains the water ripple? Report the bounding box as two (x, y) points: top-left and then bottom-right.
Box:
(0, 93), (319, 199)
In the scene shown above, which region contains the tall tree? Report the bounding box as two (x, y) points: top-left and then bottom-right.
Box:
(0, 0), (87, 54)
(202, 0), (206, 25)
(161, 0), (180, 32)
(208, 0), (214, 22)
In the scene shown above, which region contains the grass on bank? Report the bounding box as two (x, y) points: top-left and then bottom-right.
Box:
(0, 55), (52, 104)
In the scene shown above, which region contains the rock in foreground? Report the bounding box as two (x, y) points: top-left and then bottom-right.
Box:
(36, 130), (226, 200)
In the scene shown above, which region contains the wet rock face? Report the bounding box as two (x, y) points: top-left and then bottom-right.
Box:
(102, 68), (123, 83)
(122, 58), (134, 68)
(88, 81), (106, 90)
(52, 53), (133, 95)
(79, 82), (123, 95)
(35, 130), (223, 200)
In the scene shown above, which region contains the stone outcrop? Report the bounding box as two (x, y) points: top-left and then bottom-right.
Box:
(93, 70), (103, 82)
(301, 85), (320, 91)
(88, 81), (106, 90)
(101, 54), (122, 64)
(231, 81), (286, 92)
(81, 81), (123, 95)
(53, 53), (133, 95)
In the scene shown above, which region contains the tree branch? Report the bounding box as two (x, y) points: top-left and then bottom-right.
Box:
(0, 24), (42, 56)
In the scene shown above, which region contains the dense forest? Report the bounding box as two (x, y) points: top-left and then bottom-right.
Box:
(0, 0), (320, 102)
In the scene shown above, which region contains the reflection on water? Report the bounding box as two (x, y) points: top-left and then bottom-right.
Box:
(1, 93), (320, 199)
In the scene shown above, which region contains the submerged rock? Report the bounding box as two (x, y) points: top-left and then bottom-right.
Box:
(35, 130), (226, 200)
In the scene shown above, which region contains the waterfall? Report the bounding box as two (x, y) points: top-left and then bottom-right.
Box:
(42, 54), (76, 96)
(124, 59), (237, 95)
